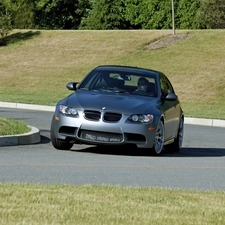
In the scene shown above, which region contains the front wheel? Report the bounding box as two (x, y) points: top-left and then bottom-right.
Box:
(51, 134), (73, 150)
(50, 119), (73, 150)
(165, 118), (184, 152)
(151, 120), (164, 155)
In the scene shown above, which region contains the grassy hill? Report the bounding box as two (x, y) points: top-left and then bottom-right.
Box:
(0, 29), (224, 119)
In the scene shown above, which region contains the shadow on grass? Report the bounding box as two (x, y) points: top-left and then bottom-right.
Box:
(4, 30), (41, 45)
(71, 145), (225, 157)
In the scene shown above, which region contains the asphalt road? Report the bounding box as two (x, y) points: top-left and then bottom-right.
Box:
(0, 108), (225, 191)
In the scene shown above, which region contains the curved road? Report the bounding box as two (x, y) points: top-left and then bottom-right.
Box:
(0, 108), (225, 191)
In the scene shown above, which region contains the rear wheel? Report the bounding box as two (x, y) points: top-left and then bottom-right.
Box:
(151, 120), (164, 155)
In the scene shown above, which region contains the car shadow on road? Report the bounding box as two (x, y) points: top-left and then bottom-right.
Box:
(39, 130), (51, 144)
(72, 145), (151, 156)
(41, 131), (225, 157)
(165, 147), (225, 157)
(71, 145), (225, 157)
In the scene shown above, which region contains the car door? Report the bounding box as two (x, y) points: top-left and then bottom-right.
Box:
(159, 73), (180, 141)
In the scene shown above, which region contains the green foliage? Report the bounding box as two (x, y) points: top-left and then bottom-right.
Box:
(75, 0), (225, 30)
(124, 0), (203, 29)
(79, 0), (129, 29)
(0, 0), (12, 45)
(125, 0), (173, 29)
(196, 0), (225, 28)
(146, 0), (172, 29)
(176, 0), (201, 29)
(2, 0), (225, 32)
(34, 0), (90, 29)
(124, 0), (153, 29)
(8, 0), (35, 28)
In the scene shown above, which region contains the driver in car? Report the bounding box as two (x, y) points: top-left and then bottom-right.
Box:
(133, 77), (149, 96)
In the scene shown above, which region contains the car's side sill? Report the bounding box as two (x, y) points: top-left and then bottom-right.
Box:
(164, 138), (174, 145)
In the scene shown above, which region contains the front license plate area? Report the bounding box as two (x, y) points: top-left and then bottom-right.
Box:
(81, 131), (122, 142)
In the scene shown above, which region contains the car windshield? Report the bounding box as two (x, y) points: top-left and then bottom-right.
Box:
(78, 69), (157, 97)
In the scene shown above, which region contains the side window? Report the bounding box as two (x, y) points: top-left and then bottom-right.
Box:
(160, 73), (174, 94)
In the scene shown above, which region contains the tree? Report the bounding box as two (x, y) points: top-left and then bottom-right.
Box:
(197, 0), (225, 28)
(7, 0), (35, 28)
(0, 0), (12, 45)
(34, 0), (90, 29)
(124, 0), (175, 29)
(79, 0), (129, 29)
(176, 0), (201, 29)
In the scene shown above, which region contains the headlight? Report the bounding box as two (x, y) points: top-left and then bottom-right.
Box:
(59, 105), (78, 116)
(128, 114), (154, 123)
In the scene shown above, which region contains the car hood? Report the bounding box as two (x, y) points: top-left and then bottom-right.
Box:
(62, 90), (160, 114)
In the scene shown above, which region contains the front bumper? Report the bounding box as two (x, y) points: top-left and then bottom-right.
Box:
(51, 112), (159, 148)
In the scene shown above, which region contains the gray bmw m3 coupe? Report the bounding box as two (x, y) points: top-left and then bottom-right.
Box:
(50, 65), (184, 155)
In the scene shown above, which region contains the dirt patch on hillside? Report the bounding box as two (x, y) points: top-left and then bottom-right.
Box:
(146, 33), (191, 50)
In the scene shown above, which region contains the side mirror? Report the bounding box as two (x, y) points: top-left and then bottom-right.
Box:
(66, 82), (79, 91)
(163, 92), (178, 101)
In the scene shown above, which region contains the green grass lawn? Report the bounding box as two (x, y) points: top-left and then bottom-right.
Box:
(1, 183), (225, 225)
(0, 29), (225, 119)
(0, 116), (31, 135)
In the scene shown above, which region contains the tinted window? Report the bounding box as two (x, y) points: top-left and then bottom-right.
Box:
(160, 73), (174, 93)
(79, 69), (157, 97)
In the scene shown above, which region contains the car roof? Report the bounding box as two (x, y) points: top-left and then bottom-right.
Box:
(94, 65), (161, 77)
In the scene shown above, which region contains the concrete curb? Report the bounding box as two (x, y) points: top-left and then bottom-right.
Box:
(0, 126), (40, 146)
(0, 101), (55, 112)
(184, 117), (225, 128)
(0, 101), (225, 146)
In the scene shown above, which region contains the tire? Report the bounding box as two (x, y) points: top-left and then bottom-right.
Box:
(165, 118), (184, 152)
(51, 135), (73, 150)
(151, 120), (164, 155)
(50, 118), (73, 150)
